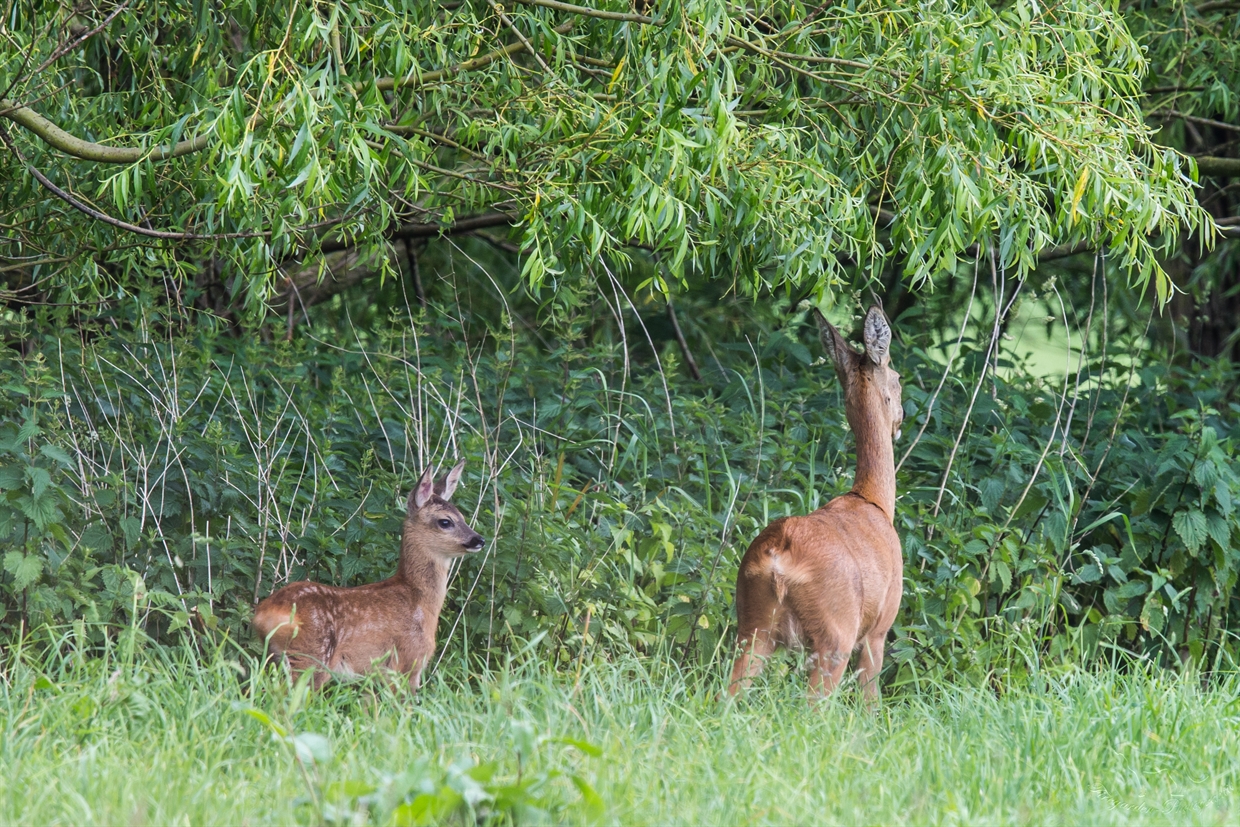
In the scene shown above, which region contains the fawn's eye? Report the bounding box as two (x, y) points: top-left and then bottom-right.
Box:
(437, 518), (453, 529)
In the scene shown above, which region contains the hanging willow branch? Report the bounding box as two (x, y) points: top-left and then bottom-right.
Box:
(0, 20), (574, 165)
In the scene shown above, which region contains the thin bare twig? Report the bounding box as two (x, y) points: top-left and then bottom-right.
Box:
(986, 278), (1077, 555)
(488, 0), (557, 81)
(667, 300), (702, 381)
(32, 1), (133, 78)
(896, 256), (981, 473)
(929, 246), (1023, 530)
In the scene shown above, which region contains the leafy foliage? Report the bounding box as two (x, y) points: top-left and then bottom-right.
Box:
(238, 676), (602, 824)
(2, 259), (1238, 680)
(0, 0), (1211, 312)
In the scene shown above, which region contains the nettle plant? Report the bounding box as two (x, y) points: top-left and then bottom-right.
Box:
(1078, 404), (1240, 656)
(0, 354), (74, 626)
(0, 350), (174, 632)
(0, 411), (72, 625)
(893, 343), (1240, 677)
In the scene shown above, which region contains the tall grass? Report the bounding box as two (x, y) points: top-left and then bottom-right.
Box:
(2, 630), (1237, 825)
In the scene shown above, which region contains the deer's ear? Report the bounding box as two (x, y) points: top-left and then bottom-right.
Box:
(862, 306), (892, 366)
(409, 466), (436, 512)
(812, 307), (856, 380)
(435, 459), (466, 501)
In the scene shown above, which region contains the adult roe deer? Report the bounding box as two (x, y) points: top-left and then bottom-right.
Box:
(253, 460), (484, 690)
(728, 306), (904, 702)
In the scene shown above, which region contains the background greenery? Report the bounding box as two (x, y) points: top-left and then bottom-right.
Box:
(2, 236), (1239, 682)
(4, 2), (1240, 823)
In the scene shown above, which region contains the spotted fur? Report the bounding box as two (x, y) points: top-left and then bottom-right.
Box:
(253, 460), (484, 690)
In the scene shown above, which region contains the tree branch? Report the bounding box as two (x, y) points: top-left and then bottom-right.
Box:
(870, 204), (1090, 261)
(515, 0), (652, 24)
(318, 212), (517, 253)
(0, 98), (212, 163)
(1195, 156), (1240, 177)
(1037, 241), (1092, 262)
(0, 20), (575, 164)
(367, 19), (574, 93)
(1151, 109), (1240, 134)
(30, 1), (132, 79)
(667, 300), (702, 381)
(0, 124), (260, 240)
(1214, 216), (1240, 238)
(272, 215), (521, 311)
(488, 0), (556, 81)
(1196, 0), (1240, 12)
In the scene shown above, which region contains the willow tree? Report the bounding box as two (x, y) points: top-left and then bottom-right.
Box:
(0, 0), (1215, 315)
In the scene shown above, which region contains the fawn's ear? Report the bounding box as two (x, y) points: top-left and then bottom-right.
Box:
(435, 459), (466, 501)
(409, 466), (436, 512)
(862, 306), (892, 366)
(812, 307), (857, 382)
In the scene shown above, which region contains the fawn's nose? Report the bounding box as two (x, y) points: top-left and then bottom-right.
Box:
(464, 534), (485, 551)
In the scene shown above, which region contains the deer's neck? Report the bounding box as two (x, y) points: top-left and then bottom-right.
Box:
(847, 407), (896, 522)
(396, 529), (450, 619)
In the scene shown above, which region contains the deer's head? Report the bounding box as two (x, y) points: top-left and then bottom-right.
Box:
(813, 305), (904, 441)
(405, 460), (486, 557)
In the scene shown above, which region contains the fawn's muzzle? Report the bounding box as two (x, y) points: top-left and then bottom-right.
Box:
(464, 535), (485, 551)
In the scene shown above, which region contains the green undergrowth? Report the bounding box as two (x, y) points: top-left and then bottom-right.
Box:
(3, 282), (1240, 679)
(2, 633), (1239, 826)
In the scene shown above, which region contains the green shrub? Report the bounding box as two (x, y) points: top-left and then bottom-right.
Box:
(2, 295), (1237, 683)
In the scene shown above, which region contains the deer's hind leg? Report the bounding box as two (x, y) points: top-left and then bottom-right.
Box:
(276, 623), (335, 690)
(855, 628), (889, 703)
(728, 626), (778, 696)
(806, 640), (852, 701)
(798, 602), (860, 702)
(283, 653), (331, 689)
(728, 573), (782, 696)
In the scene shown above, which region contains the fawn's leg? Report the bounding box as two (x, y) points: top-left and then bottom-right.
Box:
(285, 654), (330, 690)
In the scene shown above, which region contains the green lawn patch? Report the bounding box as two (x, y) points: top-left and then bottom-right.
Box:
(1, 637), (1236, 825)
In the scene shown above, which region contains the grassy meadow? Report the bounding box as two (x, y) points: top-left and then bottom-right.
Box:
(3, 266), (1240, 825)
(2, 631), (1238, 826)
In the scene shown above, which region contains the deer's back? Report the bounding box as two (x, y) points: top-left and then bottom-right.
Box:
(253, 578), (432, 675)
(736, 493), (902, 646)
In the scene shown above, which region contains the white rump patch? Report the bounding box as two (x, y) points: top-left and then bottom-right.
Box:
(770, 550), (789, 604)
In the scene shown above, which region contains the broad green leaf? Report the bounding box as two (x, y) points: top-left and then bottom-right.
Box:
(1173, 509), (1208, 555)
(3, 551), (42, 591)
(292, 732), (333, 766)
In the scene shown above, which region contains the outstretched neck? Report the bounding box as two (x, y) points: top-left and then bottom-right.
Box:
(397, 526), (450, 615)
(848, 411), (896, 522)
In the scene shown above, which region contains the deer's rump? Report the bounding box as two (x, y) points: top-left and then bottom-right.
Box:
(735, 495), (902, 651)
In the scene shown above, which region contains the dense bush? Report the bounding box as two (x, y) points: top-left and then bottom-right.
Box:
(2, 284), (1237, 684)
